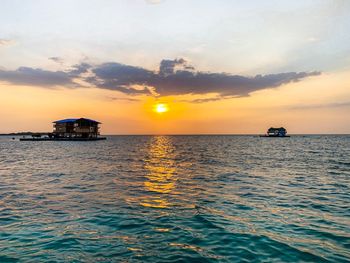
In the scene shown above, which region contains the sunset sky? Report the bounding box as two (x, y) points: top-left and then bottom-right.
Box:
(1, 0), (349, 134)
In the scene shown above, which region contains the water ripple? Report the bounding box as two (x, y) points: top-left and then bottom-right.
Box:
(0, 135), (349, 262)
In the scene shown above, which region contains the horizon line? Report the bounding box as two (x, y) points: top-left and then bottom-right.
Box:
(1, 132), (349, 136)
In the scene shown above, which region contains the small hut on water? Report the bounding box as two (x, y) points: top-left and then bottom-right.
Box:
(264, 127), (288, 137)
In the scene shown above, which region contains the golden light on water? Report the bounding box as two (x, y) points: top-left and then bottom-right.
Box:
(154, 103), (169, 113)
(141, 136), (176, 209)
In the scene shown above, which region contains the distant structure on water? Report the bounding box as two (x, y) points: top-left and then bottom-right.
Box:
(260, 127), (290, 137)
(53, 118), (100, 139)
(20, 118), (106, 141)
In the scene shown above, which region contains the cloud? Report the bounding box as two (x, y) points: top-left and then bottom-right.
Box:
(109, 97), (140, 102)
(0, 67), (75, 87)
(178, 96), (236, 104)
(0, 39), (14, 47)
(48, 57), (64, 64)
(150, 70), (320, 97)
(159, 58), (186, 75)
(88, 59), (320, 97)
(289, 101), (350, 110)
(69, 63), (92, 76)
(0, 59), (321, 100)
(90, 62), (153, 94)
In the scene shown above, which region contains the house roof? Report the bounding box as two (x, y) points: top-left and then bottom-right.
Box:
(53, 118), (101, 124)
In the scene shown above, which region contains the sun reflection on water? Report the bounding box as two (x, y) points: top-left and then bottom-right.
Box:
(141, 136), (177, 209)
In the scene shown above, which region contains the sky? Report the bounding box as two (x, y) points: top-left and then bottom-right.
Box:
(0, 0), (350, 134)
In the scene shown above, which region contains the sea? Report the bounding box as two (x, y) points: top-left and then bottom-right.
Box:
(0, 135), (349, 262)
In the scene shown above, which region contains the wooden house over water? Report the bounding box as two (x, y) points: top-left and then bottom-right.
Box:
(53, 118), (100, 139)
(20, 118), (106, 141)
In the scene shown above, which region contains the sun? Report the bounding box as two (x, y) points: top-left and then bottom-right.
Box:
(154, 103), (169, 113)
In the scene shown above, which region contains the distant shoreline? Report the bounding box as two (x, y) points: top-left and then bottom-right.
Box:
(0, 132), (49, 136)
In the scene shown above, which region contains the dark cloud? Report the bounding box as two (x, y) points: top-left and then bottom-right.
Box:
(88, 60), (320, 97)
(90, 62), (153, 94)
(0, 67), (74, 87)
(159, 58), (186, 75)
(48, 56), (63, 64)
(69, 63), (92, 76)
(93, 62), (153, 83)
(157, 71), (321, 97)
(0, 59), (321, 100)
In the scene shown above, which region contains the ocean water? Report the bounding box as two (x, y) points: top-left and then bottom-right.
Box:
(0, 135), (349, 262)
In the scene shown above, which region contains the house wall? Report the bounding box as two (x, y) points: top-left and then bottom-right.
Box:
(53, 120), (100, 137)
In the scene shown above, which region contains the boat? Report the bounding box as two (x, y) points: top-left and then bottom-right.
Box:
(259, 127), (290, 137)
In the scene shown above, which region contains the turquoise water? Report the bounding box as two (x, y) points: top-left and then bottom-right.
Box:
(0, 135), (349, 262)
